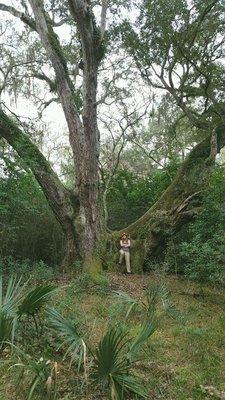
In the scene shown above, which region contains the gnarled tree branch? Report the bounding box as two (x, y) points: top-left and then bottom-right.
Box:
(0, 3), (37, 30)
(100, 0), (108, 38)
(0, 109), (79, 231)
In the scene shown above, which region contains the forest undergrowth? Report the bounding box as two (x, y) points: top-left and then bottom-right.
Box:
(0, 271), (225, 400)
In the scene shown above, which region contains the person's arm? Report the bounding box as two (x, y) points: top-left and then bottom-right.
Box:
(120, 240), (123, 247)
(122, 240), (130, 248)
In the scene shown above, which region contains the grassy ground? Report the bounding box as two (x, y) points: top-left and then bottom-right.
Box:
(0, 272), (225, 399)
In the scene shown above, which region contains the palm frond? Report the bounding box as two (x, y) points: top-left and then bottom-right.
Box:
(129, 318), (157, 360)
(113, 291), (139, 318)
(92, 328), (128, 385)
(113, 374), (148, 399)
(163, 298), (185, 324)
(46, 307), (85, 369)
(0, 275), (27, 316)
(145, 282), (168, 315)
(18, 285), (56, 317)
(92, 327), (149, 399)
(145, 282), (184, 324)
(0, 275), (27, 347)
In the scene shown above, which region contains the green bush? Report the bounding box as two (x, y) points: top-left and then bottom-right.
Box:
(107, 163), (179, 230)
(180, 167), (225, 285)
(0, 258), (55, 282)
(0, 171), (64, 266)
(181, 233), (225, 285)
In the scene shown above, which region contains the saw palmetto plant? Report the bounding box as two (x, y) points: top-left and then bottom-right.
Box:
(3, 279), (178, 399)
(90, 284), (182, 398)
(0, 275), (27, 347)
(112, 290), (140, 319)
(18, 285), (57, 318)
(18, 285), (57, 335)
(0, 275), (56, 348)
(47, 307), (157, 399)
(46, 307), (87, 377)
(113, 282), (183, 324)
(91, 327), (149, 400)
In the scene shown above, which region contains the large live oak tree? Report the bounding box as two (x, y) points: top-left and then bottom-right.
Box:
(0, 0), (225, 272)
(0, 0), (107, 269)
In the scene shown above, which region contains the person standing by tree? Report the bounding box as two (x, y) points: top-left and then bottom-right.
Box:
(119, 233), (132, 274)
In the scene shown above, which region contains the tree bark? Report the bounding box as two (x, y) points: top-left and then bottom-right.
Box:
(67, 0), (105, 268)
(0, 109), (80, 268)
(1, 1), (224, 275)
(79, 60), (102, 263)
(106, 126), (225, 272)
(28, 0), (104, 268)
(0, 0), (105, 271)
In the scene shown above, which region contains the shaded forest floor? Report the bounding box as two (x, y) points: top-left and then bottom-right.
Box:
(1, 272), (225, 399)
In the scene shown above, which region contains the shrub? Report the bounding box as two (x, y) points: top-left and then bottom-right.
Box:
(181, 233), (225, 285)
(0, 172), (64, 266)
(0, 275), (56, 348)
(0, 258), (55, 283)
(107, 163), (179, 230)
(180, 166), (225, 285)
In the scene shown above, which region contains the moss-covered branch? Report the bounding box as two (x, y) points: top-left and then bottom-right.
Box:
(0, 3), (37, 31)
(0, 110), (79, 228)
(106, 125), (225, 272)
(68, 0), (106, 66)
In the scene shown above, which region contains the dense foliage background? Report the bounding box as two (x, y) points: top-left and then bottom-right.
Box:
(0, 157), (64, 266)
(0, 0), (225, 287)
(1, 1), (225, 399)
(2, 153), (225, 286)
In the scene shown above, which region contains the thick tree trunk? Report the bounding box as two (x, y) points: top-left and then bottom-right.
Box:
(28, 0), (103, 271)
(79, 54), (102, 267)
(106, 126), (225, 272)
(67, 0), (105, 270)
(1, 113), (224, 274)
(0, 109), (80, 268)
(62, 227), (79, 269)
(1, 1), (105, 273)
(4, 2), (224, 275)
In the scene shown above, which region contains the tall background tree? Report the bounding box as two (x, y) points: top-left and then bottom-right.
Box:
(0, 0), (225, 272)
